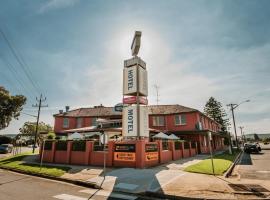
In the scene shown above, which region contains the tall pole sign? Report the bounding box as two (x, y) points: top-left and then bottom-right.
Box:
(122, 31), (149, 138)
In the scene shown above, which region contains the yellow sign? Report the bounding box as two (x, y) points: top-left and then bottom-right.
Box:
(114, 152), (135, 161)
(145, 152), (158, 161)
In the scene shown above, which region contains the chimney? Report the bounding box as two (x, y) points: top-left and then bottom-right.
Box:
(59, 110), (63, 114)
(65, 106), (70, 112)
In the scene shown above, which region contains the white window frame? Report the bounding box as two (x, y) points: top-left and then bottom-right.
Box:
(63, 118), (69, 128)
(152, 116), (165, 126)
(76, 117), (83, 128)
(174, 114), (187, 125)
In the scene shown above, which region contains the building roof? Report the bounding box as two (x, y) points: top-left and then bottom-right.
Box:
(54, 104), (198, 117)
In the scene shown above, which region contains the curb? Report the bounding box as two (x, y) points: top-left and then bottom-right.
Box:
(0, 166), (101, 189)
(224, 151), (243, 178)
(144, 191), (205, 200)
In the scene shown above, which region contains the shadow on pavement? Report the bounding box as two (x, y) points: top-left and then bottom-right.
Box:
(238, 152), (253, 165)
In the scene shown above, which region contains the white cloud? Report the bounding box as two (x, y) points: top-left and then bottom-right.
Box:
(38, 0), (79, 13)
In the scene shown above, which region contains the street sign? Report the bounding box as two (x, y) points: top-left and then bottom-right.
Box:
(208, 131), (212, 140)
(114, 103), (124, 112)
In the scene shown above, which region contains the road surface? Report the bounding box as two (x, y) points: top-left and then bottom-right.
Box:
(0, 147), (31, 159)
(236, 149), (270, 180)
(0, 170), (142, 200)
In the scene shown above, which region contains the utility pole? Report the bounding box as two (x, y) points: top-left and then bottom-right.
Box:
(153, 84), (160, 105)
(32, 94), (48, 153)
(228, 103), (239, 149)
(239, 126), (245, 146)
(227, 100), (250, 150)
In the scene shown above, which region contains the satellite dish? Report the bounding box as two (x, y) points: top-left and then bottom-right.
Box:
(131, 31), (142, 56)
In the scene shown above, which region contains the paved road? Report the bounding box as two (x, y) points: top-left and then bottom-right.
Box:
(236, 149), (270, 180)
(0, 147), (32, 159)
(0, 170), (140, 200)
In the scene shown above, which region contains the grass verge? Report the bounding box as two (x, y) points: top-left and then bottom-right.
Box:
(0, 153), (70, 177)
(184, 150), (240, 175)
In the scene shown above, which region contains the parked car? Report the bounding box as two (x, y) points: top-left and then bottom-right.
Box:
(244, 143), (261, 153)
(0, 144), (13, 153)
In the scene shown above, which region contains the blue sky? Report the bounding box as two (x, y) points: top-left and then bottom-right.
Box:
(0, 0), (270, 135)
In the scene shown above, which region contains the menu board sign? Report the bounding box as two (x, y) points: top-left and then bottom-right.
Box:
(145, 143), (158, 152)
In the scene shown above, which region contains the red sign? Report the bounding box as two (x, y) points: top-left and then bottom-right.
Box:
(123, 96), (148, 105)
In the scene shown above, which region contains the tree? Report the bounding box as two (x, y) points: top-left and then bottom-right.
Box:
(20, 121), (53, 135)
(0, 86), (26, 130)
(204, 97), (230, 133)
(254, 133), (260, 141)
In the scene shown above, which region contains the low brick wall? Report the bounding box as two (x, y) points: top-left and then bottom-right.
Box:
(40, 139), (202, 168)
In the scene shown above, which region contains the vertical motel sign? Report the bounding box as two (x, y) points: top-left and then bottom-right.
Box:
(122, 31), (149, 138)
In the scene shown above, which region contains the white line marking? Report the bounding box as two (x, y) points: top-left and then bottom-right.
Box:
(53, 194), (87, 200)
(79, 189), (137, 199)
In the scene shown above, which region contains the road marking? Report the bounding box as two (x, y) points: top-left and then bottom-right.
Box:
(79, 189), (137, 199)
(53, 194), (87, 200)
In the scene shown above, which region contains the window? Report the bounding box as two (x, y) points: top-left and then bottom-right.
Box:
(76, 118), (83, 128)
(92, 117), (97, 126)
(63, 118), (69, 128)
(152, 116), (165, 126)
(175, 115), (187, 125)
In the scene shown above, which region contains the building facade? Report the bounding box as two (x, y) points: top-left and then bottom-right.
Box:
(54, 104), (225, 153)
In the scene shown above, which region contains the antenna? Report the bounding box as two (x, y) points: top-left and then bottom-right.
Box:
(153, 84), (160, 105)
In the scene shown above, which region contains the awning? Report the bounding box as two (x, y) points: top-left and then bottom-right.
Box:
(68, 132), (83, 140)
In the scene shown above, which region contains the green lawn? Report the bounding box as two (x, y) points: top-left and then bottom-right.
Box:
(0, 153), (70, 177)
(184, 151), (240, 175)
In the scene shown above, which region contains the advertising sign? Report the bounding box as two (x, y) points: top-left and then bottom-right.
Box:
(123, 66), (137, 95)
(122, 106), (137, 137)
(114, 152), (136, 161)
(145, 152), (158, 161)
(123, 96), (148, 105)
(123, 65), (148, 96)
(140, 106), (149, 137)
(122, 106), (149, 137)
(115, 144), (136, 152)
(145, 143), (158, 152)
(138, 67), (148, 96)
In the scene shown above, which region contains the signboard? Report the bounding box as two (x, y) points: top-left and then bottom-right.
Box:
(138, 67), (148, 96)
(123, 65), (148, 96)
(145, 152), (158, 161)
(122, 106), (137, 137)
(145, 143), (158, 152)
(208, 131), (212, 141)
(115, 144), (136, 152)
(122, 106), (149, 137)
(114, 152), (136, 161)
(123, 96), (148, 105)
(140, 106), (149, 137)
(123, 66), (137, 95)
(114, 103), (124, 112)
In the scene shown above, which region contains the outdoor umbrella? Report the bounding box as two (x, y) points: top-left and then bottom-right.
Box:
(152, 132), (170, 139)
(168, 134), (180, 140)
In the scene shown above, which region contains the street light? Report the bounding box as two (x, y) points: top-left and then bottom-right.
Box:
(227, 100), (250, 150)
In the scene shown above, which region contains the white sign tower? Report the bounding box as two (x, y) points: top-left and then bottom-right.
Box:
(122, 31), (149, 138)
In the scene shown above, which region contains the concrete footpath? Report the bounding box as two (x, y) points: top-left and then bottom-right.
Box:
(20, 153), (270, 199)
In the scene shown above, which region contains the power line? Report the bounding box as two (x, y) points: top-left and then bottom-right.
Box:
(0, 27), (41, 95)
(0, 55), (36, 98)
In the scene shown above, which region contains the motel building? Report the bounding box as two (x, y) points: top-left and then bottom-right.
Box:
(40, 32), (225, 168)
(40, 104), (226, 168)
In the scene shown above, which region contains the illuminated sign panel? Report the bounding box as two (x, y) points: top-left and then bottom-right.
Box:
(123, 66), (148, 96)
(122, 106), (149, 137)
